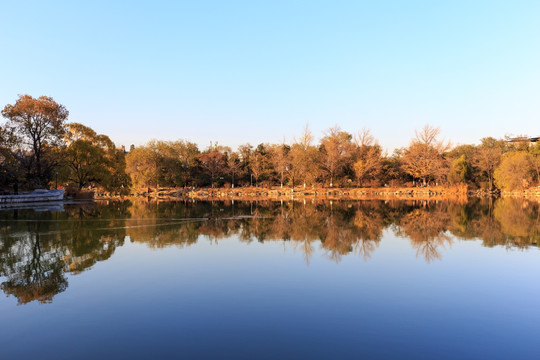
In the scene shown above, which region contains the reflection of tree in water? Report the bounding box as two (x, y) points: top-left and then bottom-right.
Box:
(229, 200), (391, 264)
(0, 232), (67, 304)
(287, 203), (325, 265)
(396, 205), (452, 263)
(493, 199), (540, 249)
(351, 202), (387, 260)
(467, 199), (506, 247)
(320, 206), (356, 263)
(450, 198), (540, 249)
(0, 202), (127, 304)
(127, 200), (224, 247)
(2, 198), (539, 304)
(117, 197), (540, 261)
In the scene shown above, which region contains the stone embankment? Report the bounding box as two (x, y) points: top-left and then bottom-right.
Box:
(98, 185), (540, 202)
(175, 185), (469, 202)
(499, 187), (540, 198)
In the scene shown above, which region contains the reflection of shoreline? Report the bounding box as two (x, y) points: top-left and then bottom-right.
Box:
(173, 186), (466, 202)
(96, 187), (540, 203)
(1, 198), (538, 305)
(97, 186), (474, 202)
(500, 188), (540, 199)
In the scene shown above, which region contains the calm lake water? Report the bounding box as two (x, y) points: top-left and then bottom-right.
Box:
(1, 198), (539, 359)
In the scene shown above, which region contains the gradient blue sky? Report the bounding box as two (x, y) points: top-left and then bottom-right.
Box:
(1, 1), (539, 151)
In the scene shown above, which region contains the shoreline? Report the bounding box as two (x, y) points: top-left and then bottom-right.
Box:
(98, 185), (468, 202)
(184, 186), (469, 202)
(92, 185), (540, 203)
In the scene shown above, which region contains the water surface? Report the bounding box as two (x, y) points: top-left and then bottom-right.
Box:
(1, 199), (539, 359)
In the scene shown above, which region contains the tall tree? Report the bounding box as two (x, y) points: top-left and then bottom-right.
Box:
(354, 127), (375, 149)
(320, 126), (353, 187)
(353, 128), (382, 187)
(238, 143), (253, 183)
(269, 142), (291, 188)
(1, 95), (68, 186)
(250, 146), (269, 187)
(448, 155), (471, 184)
(528, 141), (540, 185)
(401, 125), (449, 185)
(64, 123), (108, 189)
(227, 152), (241, 188)
(494, 151), (534, 191)
(291, 124), (319, 188)
(353, 146), (383, 186)
(198, 143), (227, 188)
(63, 123), (129, 192)
(126, 142), (162, 189)
(0, 125), (23, 190)
(473, 137), (506, 190)
(170, 140), (200, 187)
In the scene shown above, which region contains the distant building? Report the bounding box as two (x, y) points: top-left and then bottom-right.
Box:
(507, 136), (539, 145)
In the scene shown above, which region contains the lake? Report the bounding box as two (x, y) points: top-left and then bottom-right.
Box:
(1, 198), (539, 359)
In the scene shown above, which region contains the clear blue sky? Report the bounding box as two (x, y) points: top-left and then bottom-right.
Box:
(1, 0), (539, 152)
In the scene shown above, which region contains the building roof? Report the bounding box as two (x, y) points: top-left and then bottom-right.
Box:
(508, 136), (539, 143)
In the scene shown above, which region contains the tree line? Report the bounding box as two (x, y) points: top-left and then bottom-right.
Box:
(0, 95), (130, 193)
(1, 94), (539, 193)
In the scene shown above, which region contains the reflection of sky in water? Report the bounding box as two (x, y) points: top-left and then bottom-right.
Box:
(0, 200), (539, 359)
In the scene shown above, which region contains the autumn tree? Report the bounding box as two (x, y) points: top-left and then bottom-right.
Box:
(63, 123), (111, 189)
(494, 151), (534, 191)
(319, 126), (353, 187)
(448, 155), (471, 184)
(529, 141), (540, 185)
(152, 141), (178, 187)
(126, 140), (200, 190)
(62, 123), (130, 192)
(1, 95), (68, 186)
(353, 128), (382, 187)
(126, 142), (162, 189)
(170, 140), (199, 187)
(353, 147), (383, 187)
(238, 143), (253, 180)
(198, 143), (228, 188)
(0, 125), (23, 190)
(401, 125), (449, 185)
(227, 152), (241, 188)
(473, 137), (506, 190)
(249, 144), (270, 187)
(291, 124), (319, 188)
(446, 144), (477, 186)
(268, 142), (291, 188)
(286, 146), (302, 188)
(379, 149), (406, 186)
(105, 146), (131, 194)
